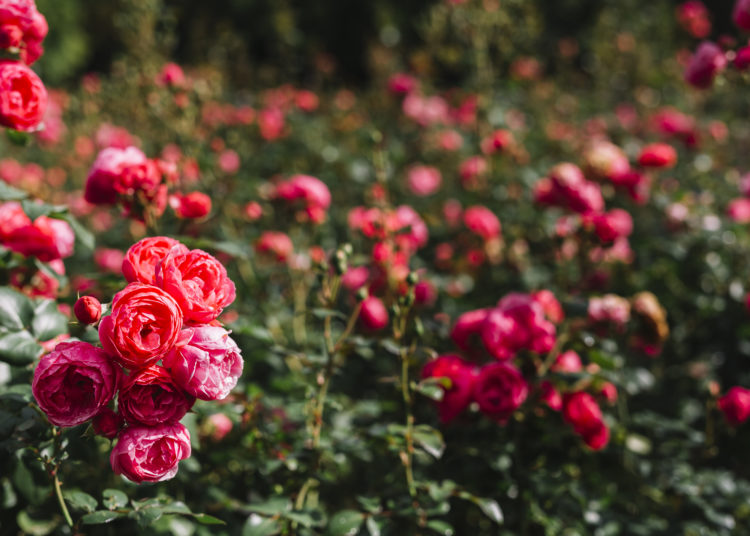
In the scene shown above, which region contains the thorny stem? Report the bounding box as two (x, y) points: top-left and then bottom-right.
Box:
(50, 427), (73, 528)
(54, 470), (73, 528)
(400, 345), (417, 498)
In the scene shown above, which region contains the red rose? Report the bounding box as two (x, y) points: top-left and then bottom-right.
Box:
(563, 391), (610, 450)
(463, 205), (501, 241)
(85, 146), (147, 205)
(122, 236), (188, 285)
(684, 41), (726, 89)
(110, 423), (191, 483)
(734, 0), (750, 31)
(451, 308), (490, 354)
(4, 215), (74, 261)
(92, 408), (124, 439)
(162, 326), (243, 401)
(0, 60), (46, 131)
(421, 354), (477, 423)
(637, 143), (677, 168)
(473, 362), (528, 423)
(99, 283), (183, 370)
(118, 365), (195, 425)
(590, 209), (633, 243)
(0, 201), (30, 241)
(155, 248), (236, 323)
(718, 386), (750, 426)
(32, 341), (121, 427)
(171, 191), (212, 219)
(74, 296), (101, 325)
(0, 0), (47, 64)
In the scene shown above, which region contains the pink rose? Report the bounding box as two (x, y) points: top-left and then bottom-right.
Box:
(255, 231), (293, 263)
(583, 140), (630, 182)
(122, 236), (188, 285)
(539, 381), (562, 411)
(4, 215), (74, 261)
(451, 308), (490, 354)
(684, 41), (726, 89)
(32, 341), (120, 427)
(463, 206), (501, 241)
(563, 392), (609, 450)
(734, 0), (750, 31)
(588, 294), (631, 331)
(590, 209), (633, 243)
(99, 283), (183, 370)
(0, 201), (30, 241)
(718, 386), (750, 426)
(551, 350), (583, 374)
(421, 354), (477, 423)
(155, 248), (236, 323)
(481, 293), (556, 360)
(638, 143), (677, 168)
(406, 165), (442, 196)
(110, 423), (191, 483)
(0, 60), (46, 131)
(85, 146), (147, 205)
(163, 326), (243, 401)
(473, 362), (528, 423)
(359, 296), (389, 331)
(171, 191), (211, 219)
(0, 0), (47, 64)
(118, 365), (195, 425)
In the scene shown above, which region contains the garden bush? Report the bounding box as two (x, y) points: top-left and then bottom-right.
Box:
(3, 0), (750, 535)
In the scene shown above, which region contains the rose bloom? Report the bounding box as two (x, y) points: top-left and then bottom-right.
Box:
(4, 215), (74, 261)
(532, 290), (564, 324)
(637, 143), (677, 168)
(204, 413), (233, 442)
(684, 41), (726, 89)
(481, 293), (557, 360)
(155, 248), (236, 323)
(85, 146), (147, 205)
(92, 408), (124, 439)
(0, 0), (48, 64)
(171, 191), (211, 219)
(734, 0), (750, 31)
(255, 231), (293, 263)
(473, 362), (528, 423)
(589, 208), (634, 243)
(551, 350), (583, 374)
(32, 341), (120, 427)
(451, 308), (490, 354)
(406, 165), (442, 196)
(99, 283), (183, 370)
(118, 365), (195, 426)
(539, 381), (562, 411)
(563, 392), (609, 450)
(481, 129), (514, 155)
(727, 198), (750, 223)
(421, 354), (478, 423)
(463, 206), (501, 241)
(588, 294), (631, 330)
(0, 201), (30, 241)
(122, 236), (188, 285)
(0, 60), (47, 131)
(359, 295), (389, 331)
(110, 423), (191, 483)
(163, 326), (243, 401)
(718, 386), (750, 426)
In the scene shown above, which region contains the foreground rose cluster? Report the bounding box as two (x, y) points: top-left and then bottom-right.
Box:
(32, 236), (243, 483)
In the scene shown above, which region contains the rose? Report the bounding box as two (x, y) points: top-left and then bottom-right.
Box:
(255, 231), (294, 263)
(0, 60), (46, 131)
(99, 283), (183, 370)
(0, 0), (48, 64)
(74, 295), (101, 325)
(32, 341), (120, 427)
(421, 354), (477, 423)
(473, 362), (528, 423)
(684, 41), (726, 89)
(563, 391), (610, 450)
(359, 296), (389, 331)
(589, 209), (634, 243)
(718, 386), (750, 426)
(155, 248), (236, 323)
(406, 165), (442, 196)
(85, 146), (148, 205)
(0, 201), (30, 241)
(638, 143), (677, 168)
(4, 215), (74, 261)
(551, 350), (583, 374)
(122, 236), (188, 285)
(118, 365), (194, 426)
(451, 308), (490, 354)
(463, 206), (500, 241)
(163, 326), (243, 400)
(171, 191), (212, 219)
(92, 408), (124, 439)
(110, 423), (191, 483)
(480, 294), (556, 360)
(734, 0), (750, 31)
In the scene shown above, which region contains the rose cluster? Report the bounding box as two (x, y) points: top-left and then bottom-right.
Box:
(0, 1), (48, 132)
(32, 236), (243, 483)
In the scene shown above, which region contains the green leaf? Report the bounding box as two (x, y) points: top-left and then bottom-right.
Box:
(414, 377), (445, 402)
(21, 200), (67, 221)
(426, 520), (454, 535)
(0, 329), (42, 365)
(412, 425), (445, 459)
(132, 506), (163, 527)
(427, 480), (457, 502)
(326, 510), (364, 536)
(6, 128), (31, 146)
(102, 489), (129, 510)
(16, 511), (58, 535)
(0, 287), (34, 331)
(365, 517), (382, 536)
(458, 492), (503, 525)
(243, 515), (281, 536)
(64, 490), (98, 513)
(0, 181), (28, 201)
(31, 299), (68, 341)
(192, 513), (226, 525)
(246, 497), (291, 516)
(160, 501), (192, 515)
(81, 511), (125, 525)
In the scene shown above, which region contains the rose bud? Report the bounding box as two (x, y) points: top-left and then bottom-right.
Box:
(473, 362), (528, 423)
(734, 0), (750, 31)
(32, 341), (121, 427)
(421, 354), (478, 423)
(0, 60), (47, 131)
(204, 413), (233, 442)
(718, 386), (750, 426)
(122, 235), (188, 285)
(99, 283), (183, 370)
(74, 295), (102, 325)
(171, 191), (211, 219)
(359, 296), (389, 331)
(163, 326), (243, 401)
(155, 248), (236, 323)
(684, 41), (726, 89)
(532, 290), (564, 324)
(110, 423), (191, 483)
(637, 143), (677, 168)
(92, 408), (124, 439)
